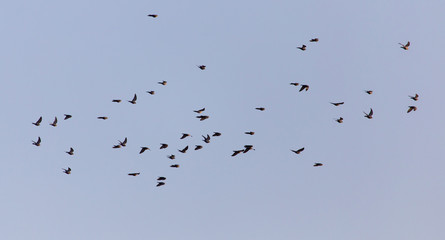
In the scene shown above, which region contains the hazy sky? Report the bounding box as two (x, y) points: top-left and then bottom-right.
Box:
(1, 0), (445, 239)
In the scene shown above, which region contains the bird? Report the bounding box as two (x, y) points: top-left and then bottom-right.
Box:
(198, 65), (206, 70)
(255, 107), (265, 111)
(140, 147), (150, 154)
(62, 167), (71, 174)
(158, 81), (167, 85)
(128, 172), (140, 176)
(119, 137), (127, 147)
(310, 38), (319, 42)
(297, 45), (306, 51)
(49, 117), (58, 127)
(160, 143), (168, 149)
(178, 146), (189, 153)
(168, 155), (175, 160)
(336, 117), (344, 123)
(291, 148), (305, 154)
(330, 102), (344, 106)
(194, 108), (205, 114)
(399, 41), (410, 50)
(313, 163), (323, 167)
(232, 150), (244, 156)
(32, 137), (41, 146)
(243, 145), (255, 153)
(365, 90), (373, 95)
(196, 115), (209, 121)
(364, 108), (373, 119)
(64, 114), (72, 120)
(32, 116), (42, 126)
(147, 91), (155, 95)
(290, 82), (299, 86)
(195, 145), (203, 150)
(170, 164), (180, 168)
(180, 133), (191, 139)
(407, 106), (417, 113)
(157, 177), (166, 181)
(409, 94), (419, 101)
(213, 132), (221, 137)
(97, 116), (108, 120)
(147, 14), (158, 18)
(299, 85), (309, 92)
(112, 99), (121, 103)
(128, 94), (137, 104)
(202, 134), (211, 143)
(66, 147), (74, 155)
(156, 182), (165, 187)
(113, 145), (122, 149)
(245, 131), (255, 135)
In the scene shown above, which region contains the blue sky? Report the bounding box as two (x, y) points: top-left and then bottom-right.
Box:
(1, 0), (445, 239)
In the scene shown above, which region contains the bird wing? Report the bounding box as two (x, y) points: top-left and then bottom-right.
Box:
(36, 117), (42, 124)
(54, 117), (58, 124)
(132, 94), (137, 102)
(369, 108), (373, 116)
(406, 41), (410, 47)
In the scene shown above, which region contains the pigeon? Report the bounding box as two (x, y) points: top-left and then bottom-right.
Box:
(66, 147), (74, 155)
(32, 137), (41, 146)
(148, 14), (158, 18)
(50, 117), (58, 127)
(313, 163), (323, 167)
(399, 41), (410, 50)
(194, 108), (205, 114)
(407, 106), (417, 113)
(160, 143), (168, 149)
(33, 116), (42, 126)
(112, 99), (121, 103)
(330, 102), (344, 106)
(202, 134), (211, 143)
(64, 114), (72, 120)
(297, 45), (307, 51)
(291, 148), (305, 154)
(196, 115), (209, 121)
(245, 132), (255, 135)
(198, 65), (206, 70)
(140, 147), (150, 154)
(62, 167), (71, 174)
(128, 94), (137, 104)
(299, 85), (309, 92)
(178, 146), (189, 153)
(128, 172), (140, 176)
(255, 107), (265, 111)
(194, 145), (203, 150)
(97, 116), (108, 120)
(310, 38), (319, 42)
(213, 132), (221, 137)
(409, 94), (419, 101)
(364, 108), (373, 119)
(180, 133), (191, 139)
(158, 81), (167, 85)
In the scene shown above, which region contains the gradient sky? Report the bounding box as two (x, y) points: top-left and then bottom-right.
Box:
(1, 0), (445, 239)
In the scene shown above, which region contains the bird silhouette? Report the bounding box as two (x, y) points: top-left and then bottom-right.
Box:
(112, 99), (121, 103)
(255, 107), (265, 111)
(194, 108), (205, 114)
(128, 172), (140, 176)
(140, 147), (150, 154)
(196, 115), (209, 121)
(409, 94), (419, 101)
(297, 45), (306, 51)
(128, 94), (137, 104)
(299, 85), (309, 92)
(195, 145), (203, 150)
(399, 41), (410, 50)
(160, 143), (168, 149)
(157, 177), (166, 181)
(113, 145), (121, 149)
(49, 117), (58, 127)
(64, 114), (72, 120)
(310, 38), (319, 42)
(156, 182), (165, 187)
(336, 117), (344, 123)
(168, 155), (176, 160)
(148, 14), (158, 18)
(245, 131), (255, 135)
(313, 163), (323, 167)
(365, 90), (373, 95)
(213, 132), (221, 137)
(170, 164), (180, 168)
(243, 145), (255, 153)
(291, 148), (305, 154)
(330, 102), (344, 106)
(66, 147), (74, 155)
(180, 133), (191, 139)
(147, 91), (155, 95)
(32, 137), (41, 146)
(158, 81), (167, 85)
(119, 137), (127, 147)
(97, 116), (108, 120)
(198, 65), (206, 70)
(290, 83), (299, 86)
(364, 108), (373, 119)
(62, 167), (71, 174)
(178, 146), (189, 153)
(407, 106), (417, 113)
(202, 134), (211, 143)
(232, 150), (244, 156)
(33, 116), (42, 126)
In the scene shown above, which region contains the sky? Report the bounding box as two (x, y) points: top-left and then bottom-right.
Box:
(1, 0), (445, 239)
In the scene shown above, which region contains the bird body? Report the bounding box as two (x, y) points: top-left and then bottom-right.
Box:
(195, 145), (203, 150)
(128, 172), (140, 176)
(198, 65), (206, 70)
(245, 131), (255, 135)
(297, 45), (306, 51)
(202, 134), (211, 143)
(157, 177), (166, 181)
(97, 116), (108, 120)
(168, 155), (175, 160)
(62, 167), (71, 174)
(180, 133), (191, 139)
(255, 107), (265, 111)
(32, 137), (41, 146)
(313, 163), (323, 167)
(336, 117), (343, 123)
(196, 115), (209, 121)
(194, 108), (205, 114)
(399, 41), (410, 50)
(364, 108), (373, 119)
(148, 14), (158, 18)
(407, 106), (417, 113)
(33, 116), (42, 126)
(50, 117), (58, 127)
(170, 164), (180, 168)
(291, 148), (305, 154)
(119, 137), (127, 147)
(409, 94), (419, 101)
(299, 85), (309, 92)
(64, 114), (72, 120)
(112, 99), (121, 103)
(157, 182), (165, 187)
(232, 150), (243, 156)
(290, 83), (299, 86)
(160, 143), (168, 149)
(140, 147), (150, 154)
(147, 91), (155, 95)
(128, 94), (137, 104)
(330, 102), (344, 106)
(158, 81), (167, 85)
(365, 90), (373, 95)
(178, 146), (189, 153)
(310, 38), (319, 42)
(66, 147), (74, 155)
(243, 145), (254, 153)
(213, 132), (221, 137)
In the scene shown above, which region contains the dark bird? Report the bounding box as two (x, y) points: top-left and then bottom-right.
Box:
(66, 147), (74, 155)
(178, 146), (189, 153)
(194, 108), (205, 114)
(119, 137), (127, 147)
(170, 164), (180, 168)
(399, 41), (410, 50)
(299, 85), (309, 92)
(62, 167), (71, 174)
(213, 132), (221, 137)
(157, 177), (166, 181)
(313, 163), (323, 167)
(33, 116), (42, 126)
(290, 82), (299, 86)
(128, 172), (140, 176)
(112, 99), (121, 103)
(336, 117), (344, 123)
(364, 108), (373, 119)
(156, 182), (165, 187)
(297, 45), (307, 51)
(50, 117), (58, 127)
(196, 115), (209, 121)
(409, 94), (419, 101)
(195, 145), (203, 150)
(140, 147), (150, 154)
(32, 137), (41, 146)
(158, 81), (167, 85)
(202, 134), (211, 143)
(365, 90), (373, 95)
(330, 102), (344, 106)
(168, 155), (175, 160)
(198, 65), (206, 70)
(255, 107), (265, 111)
(407, 106), (417, 113)
(128, 94), (137, 104)
(180, 133), (191, 139)
(64, 114), (72, 120)
(113, 145), (122, 149)
(310, 38), (319, 42)
(291, 148), (305, 154)
(147, 91), (155, 95)
(243, 145), (255, 153)
(245, 131), (255, 135)
(97, 116), (108, 120)
(160, 143), (168, 149)
(232, 150), (243, 156)
(148, 14), (158, 18)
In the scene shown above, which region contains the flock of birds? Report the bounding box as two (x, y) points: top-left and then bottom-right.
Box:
(30, 14), (419, 188)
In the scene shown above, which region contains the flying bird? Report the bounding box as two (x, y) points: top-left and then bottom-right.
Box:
(313, 163), (323, 167)
(147, 91), (155, 95)
(168, 155), (175, 160)
(157, 177), (166, 181)
(128, 172), (140, 176)
(255, 107), (265, 111)
(64, 114), (72, 120)
(66, 147), (74, 155)
(194, 108), (205, 114)
(156, 182), (165, 187)
(291, 148), (305, 154)
(113, 145), (122, 149)
(245, 132), (255, 135)
(202, 134), (211, 143)
(119, 137), (127, 147)
(409, 94), (419, 101)
(243, 145), (255, 153)
(232, 150), (244, 157)
(32, 137), (41, 146)
(297, 45), (307, 51)
(399, 41), (410, 50)
(178, 146), (189, 153)
(62, 167), (71, 174)
(365, 90), (373, 95)
(407, 106), (417, 113)
(128, 94), (137, 104)
(195, 145), (203, 150)
(299, 85), (309, 92)
(140, 147), (150, 154)
(158, 81), (167, 85)
(32, 116), (42, 126)
(290, 83), (299, 86)
(330, 102), (344, 106)
(364, 108), (373, 119)
(336, 117), (344, 123)
(310, 38), (319, 42)
(160, 143), (168, 149)
(170, 164), (180, 168)
(97, 116), (108, 120)
(50, 117), (58, 127)
(196, 115), (209, 121)
(180, 133), (191, 139)
(198, 65), (206, 70)
(213, 132), (221, 137)
(112, 99), (121, 103)
(147, 14), (158, 18)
